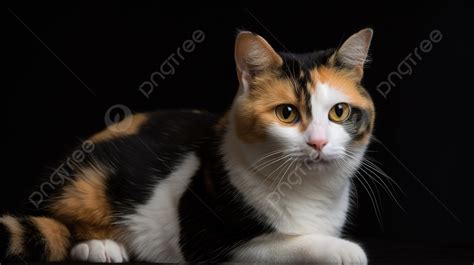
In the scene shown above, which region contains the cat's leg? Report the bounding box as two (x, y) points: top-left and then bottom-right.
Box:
(70, 239), (129, 263)
(231, 233), (367, 264)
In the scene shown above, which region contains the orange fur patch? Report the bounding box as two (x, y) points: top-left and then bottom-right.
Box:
(49, 165), (127, 243)
(90, 113), (148, 143)
(313, 67), (373, 110)
(234, 72), (311, 142)
(50, 166), (112, 227)
(0, 215), (24, 256)
(30, 217), (70, 261)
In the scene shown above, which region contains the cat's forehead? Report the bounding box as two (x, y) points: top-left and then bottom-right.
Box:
(309, 67), (373, 109)
(275, 53), (373, 111)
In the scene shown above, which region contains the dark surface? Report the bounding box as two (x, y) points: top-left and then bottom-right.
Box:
(364, 239), (473, 264)
(4, 240), (474, 265)
(5, 4), (474, 263)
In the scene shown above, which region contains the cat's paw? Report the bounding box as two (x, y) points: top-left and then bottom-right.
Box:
(70, 239), (129, 263)
(321, 239), (367, 264)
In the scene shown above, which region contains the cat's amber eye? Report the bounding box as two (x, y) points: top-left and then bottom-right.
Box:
(275, 104), (299, 124)
(329, 103), (351, 123)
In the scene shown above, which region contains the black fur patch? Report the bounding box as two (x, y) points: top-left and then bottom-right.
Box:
(97, 110), (218, 216)
(344, 107), (371, 141)
(178, 127), (274, 262)
(0, 222), (9, 260)
(20, 218), (47, 261)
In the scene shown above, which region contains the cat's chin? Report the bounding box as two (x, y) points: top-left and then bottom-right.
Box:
(303, 153), (345, 170)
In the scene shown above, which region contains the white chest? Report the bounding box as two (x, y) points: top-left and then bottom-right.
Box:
(229, 164), (352, 237)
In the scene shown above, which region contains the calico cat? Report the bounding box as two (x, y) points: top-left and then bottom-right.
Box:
(1, 28), (375, 263)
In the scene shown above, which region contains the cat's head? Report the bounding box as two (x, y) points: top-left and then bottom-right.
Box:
(229, 29), (375, 174)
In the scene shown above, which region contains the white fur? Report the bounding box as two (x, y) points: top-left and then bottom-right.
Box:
(70, 239), (129, 263)
(232, 233), (367, 263)
(307, 82), (353, 160)
(119, 153), (200, 262)
(222, 123), (356, 236)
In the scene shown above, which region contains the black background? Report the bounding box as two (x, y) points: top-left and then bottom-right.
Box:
(5, 4), (474, 263)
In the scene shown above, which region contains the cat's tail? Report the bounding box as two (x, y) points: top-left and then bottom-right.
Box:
(0, 214), (71, 262)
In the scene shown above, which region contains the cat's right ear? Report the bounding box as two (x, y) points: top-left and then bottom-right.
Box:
(234, 31), (282, 93)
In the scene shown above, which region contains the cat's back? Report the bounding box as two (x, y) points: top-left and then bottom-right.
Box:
(88, 110), (218, 214)
(139, 110), (218, 148)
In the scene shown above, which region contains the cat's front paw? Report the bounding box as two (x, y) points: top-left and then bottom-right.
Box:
(320, 239), (367, 264)
(70, 239), (129, 263)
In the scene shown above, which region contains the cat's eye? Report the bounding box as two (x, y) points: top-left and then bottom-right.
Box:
(329, 103), (351, 123)
(275, 104), (299, 124)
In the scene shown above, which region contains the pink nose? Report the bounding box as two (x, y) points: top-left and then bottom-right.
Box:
(307, 139), (328, 151)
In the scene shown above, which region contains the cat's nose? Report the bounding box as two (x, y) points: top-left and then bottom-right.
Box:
(307, 139), (328, 151)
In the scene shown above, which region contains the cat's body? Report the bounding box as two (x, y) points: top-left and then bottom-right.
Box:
(1, 29), (375, 263)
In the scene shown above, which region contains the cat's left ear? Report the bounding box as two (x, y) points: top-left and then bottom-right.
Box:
(332, 28), (373, 81)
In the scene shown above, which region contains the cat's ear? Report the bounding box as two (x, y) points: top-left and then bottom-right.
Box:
(234, 31), (282, 91)
(332, 28), (373, 81)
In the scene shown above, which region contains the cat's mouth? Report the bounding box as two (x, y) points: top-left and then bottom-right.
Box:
(308, 152), (330, 164)
(316, 156), (332, 164)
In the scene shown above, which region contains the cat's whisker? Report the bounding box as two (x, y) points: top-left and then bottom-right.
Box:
(252, 152), (296, 175)
(340, 149), (406, 217)
(363, 154), (383, 165)
(361, 160), (404, 196)
(360, 163), (406, 213)
(271, 157), (299, 192)
(237, 149), (288, 175)
(247, 149), (287, 168)
(354, 171), (385, 229)
(362, 158), (405, 195)
(336, 153), (384, 228)
(358, 165), (387, 203)
(247, 151), (286, 171)
(333, 159), (376, 225)
(251, 149), (289, 165)
(266, 157), (294, 190)
(265, 155), (297, 183)
(343, 148), (406, 200)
